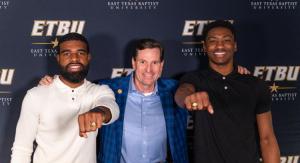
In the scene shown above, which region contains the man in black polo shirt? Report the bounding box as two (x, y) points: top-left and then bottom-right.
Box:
(175, 20), (280, 163)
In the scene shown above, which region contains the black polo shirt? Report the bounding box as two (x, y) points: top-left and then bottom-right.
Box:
(180, 67), (271, 163)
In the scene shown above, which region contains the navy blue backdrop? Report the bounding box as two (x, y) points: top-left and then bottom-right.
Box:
(0, 0), (299, 162)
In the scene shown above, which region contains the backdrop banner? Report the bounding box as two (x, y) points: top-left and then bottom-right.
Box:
(0, 0), (299, 162)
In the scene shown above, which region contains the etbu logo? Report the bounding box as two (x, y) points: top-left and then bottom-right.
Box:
(0, 69), (14, 85)
(182, 20), (233, 36)
(253, 66), (299, 81)
(259, 155), (299, 163)
(280, 155), (299, 163)
(31, 20), (85, 36)
(111, 68), (134, 78)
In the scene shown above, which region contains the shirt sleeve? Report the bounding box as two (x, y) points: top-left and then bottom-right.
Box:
(11, 91), (40, 163)
(255, 79), (271, 114)
(92, 84), (120, 125)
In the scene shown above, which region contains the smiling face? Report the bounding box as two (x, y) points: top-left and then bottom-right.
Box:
(132, 47), (164, 93)
(56, 40), (91, 85)
(204, 27), (237, 71)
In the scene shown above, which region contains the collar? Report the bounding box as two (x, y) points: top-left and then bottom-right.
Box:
(207, 64), (239, 80)
(53, 75), (87, 92)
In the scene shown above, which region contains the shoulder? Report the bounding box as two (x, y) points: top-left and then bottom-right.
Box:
(85, 80), (114, 94)
(237, 74), (268, 86)
(157, 78), (178, 92)
(181, 70), (207, 80)
(158, 78), (178, 86)
(26, 84), (53, 97)
(21, 85), (55, 106)
(186, 70), (206, 76)
(179, 70), (207, 87)
(237, 74), (270, 95)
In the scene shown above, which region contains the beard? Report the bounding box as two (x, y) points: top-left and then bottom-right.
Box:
(209, 57), (231, 66)
(59, 63), (89, 83)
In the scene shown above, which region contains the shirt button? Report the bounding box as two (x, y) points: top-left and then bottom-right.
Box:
(72, 90), (74, 92)
(222, 76), (226, 80)
(224, 86), (228, 90)
(142, 154), (146, 158)
(72, 97), (75, 100)
(143, 141), (147, 145)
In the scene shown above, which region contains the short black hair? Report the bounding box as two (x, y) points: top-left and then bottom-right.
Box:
(202, 20), (236, 41)
(133, 38), (164, 61)
(56, 33), (90, 54)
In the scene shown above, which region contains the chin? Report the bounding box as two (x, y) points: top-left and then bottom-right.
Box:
(142, 81), (155, 86)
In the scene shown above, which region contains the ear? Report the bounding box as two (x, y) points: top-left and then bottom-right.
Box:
(160, 60), (164, 68)
(234, 42), (237, 52)
(131, 58), (136, 70)
(202, 41), (207, 52)
(88, 53), (91, 61)
(56, 54), (60, 63)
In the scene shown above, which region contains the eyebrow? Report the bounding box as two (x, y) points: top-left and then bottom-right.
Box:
(207, 35), (234, 39)
(60, 49), (87, 53)
(137, 59), (161, 63)
(77, 49), (88, 53)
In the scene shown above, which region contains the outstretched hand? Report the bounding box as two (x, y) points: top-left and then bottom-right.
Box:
(184, 91), (214, 114)
(78, 112), (105, 138)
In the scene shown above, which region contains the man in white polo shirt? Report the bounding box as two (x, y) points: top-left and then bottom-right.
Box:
(10, 33), (119, 163)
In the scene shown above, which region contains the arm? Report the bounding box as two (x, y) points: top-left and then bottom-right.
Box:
(92, 84), (119, 124)
(78, 84), (119, 137)
(90, 106), (112, 123)
(175, 83), (196, 108)
(11, 92), (39, 163)
(175, 83), (214, 114)
(256, 111), (280, 163)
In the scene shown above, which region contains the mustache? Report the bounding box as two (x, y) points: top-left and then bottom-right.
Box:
(213, 50), (226, 52)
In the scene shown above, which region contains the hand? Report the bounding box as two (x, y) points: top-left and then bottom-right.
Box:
(39, 75), (53, 86)
(78, 112), (105, 138)
(237, 65), (251, 75)
(184, 91), (214, 114)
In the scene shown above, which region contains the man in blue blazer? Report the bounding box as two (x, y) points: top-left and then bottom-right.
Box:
(80, 38), (189, 163)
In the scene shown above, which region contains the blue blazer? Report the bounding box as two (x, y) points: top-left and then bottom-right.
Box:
(97, 75), (189, 163)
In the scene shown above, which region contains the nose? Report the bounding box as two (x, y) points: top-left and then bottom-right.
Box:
(70, 53), (79, 62)
(146, 63), (151, 72)
(216, 40), (225, 49)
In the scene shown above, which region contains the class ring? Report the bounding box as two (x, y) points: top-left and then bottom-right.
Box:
(90, 122), (96, 127)
(192, 102), (198, 107)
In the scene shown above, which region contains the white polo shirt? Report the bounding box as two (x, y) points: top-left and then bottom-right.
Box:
(11, 75), (119, 163)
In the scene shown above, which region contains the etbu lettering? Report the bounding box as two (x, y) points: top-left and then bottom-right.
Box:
(182, 20), (233, 36)
(31, 20), (85, 36)
(111, 68), (134, 78)
(0, 69), (14, 85)
(253, 66), (299, 81)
